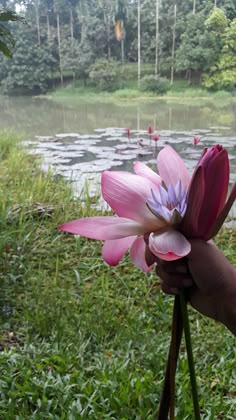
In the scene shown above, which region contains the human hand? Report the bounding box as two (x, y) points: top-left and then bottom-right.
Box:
(149, 240), (236, 335)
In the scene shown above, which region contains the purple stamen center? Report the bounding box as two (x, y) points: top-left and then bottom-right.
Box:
(147, 180), (187, 223)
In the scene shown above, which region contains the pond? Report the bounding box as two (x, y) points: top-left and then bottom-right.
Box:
(0, 95), (235, 216)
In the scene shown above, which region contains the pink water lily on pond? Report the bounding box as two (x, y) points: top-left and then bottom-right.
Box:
(59, 145), (236, 273)
(148, 125), (154, 135)
(193, 136), (200, 145)
(125, 128), (131, 138)
(59, 146), (192, 272)
(153, 134), (159, 142)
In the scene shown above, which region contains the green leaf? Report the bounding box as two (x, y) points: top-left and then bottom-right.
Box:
(0, 39), (12, 57)
(0, 9), (24, 23)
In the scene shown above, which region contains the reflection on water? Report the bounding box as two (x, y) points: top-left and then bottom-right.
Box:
(1, 95), (236, 135)
(0, 95), (235, 217)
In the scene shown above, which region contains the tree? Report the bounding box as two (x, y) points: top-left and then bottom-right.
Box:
(2, 25), (54, 93)
(203, 18), (236, 89)
(137, 0), (141, 87)
(0, 0), (235, 93)
(114, 0), (128, 65)
(40, 0), (54, 42)
(53, 0), (69, 86)
(61, 36), (94, 84)
(99, 0), (116, 59)
(175, 8), (228, 83)
(170, 4), (177, 84)
(0, 8), (23, 57)
(89, 58), (122, 91)
(154, 0), (159, 77)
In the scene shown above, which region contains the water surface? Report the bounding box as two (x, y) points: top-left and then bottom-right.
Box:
(0, 96), (235, 216)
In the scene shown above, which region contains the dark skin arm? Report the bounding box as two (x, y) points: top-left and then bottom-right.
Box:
(147, 240), (236, 336)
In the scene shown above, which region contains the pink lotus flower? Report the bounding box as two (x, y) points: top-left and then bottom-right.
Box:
(125, 128), (131, 138)
(181, 145), (236, 240)
(153, 134), (159, 142)
(148, 126), (154, 135)
(59, 146), (191, 271)
(193, 136), (200, 145)
(59, 145), (235, 273)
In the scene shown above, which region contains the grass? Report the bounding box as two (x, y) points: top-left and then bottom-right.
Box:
(0, 131), (235, 418)
(48, 68), (235, 104)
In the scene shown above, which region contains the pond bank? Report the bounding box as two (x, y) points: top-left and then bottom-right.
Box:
(47, 80), (236, 105)
(0, 132), (235, 418)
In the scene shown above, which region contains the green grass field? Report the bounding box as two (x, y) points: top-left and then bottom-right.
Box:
(0, 131), (235, 419)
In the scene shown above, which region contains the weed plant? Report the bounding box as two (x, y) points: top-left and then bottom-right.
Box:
(0, 132), (235, 418)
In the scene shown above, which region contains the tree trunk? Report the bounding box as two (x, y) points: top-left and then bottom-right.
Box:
(57, 13), (63, 87)
(107, 14), (111, 59)
(46, 13), (50, 42)
(199, 72), (202, 85)
(170, 4), (177, 85)
(193, 0), (196, 14)
(155, 0), (159, 78)
(70, 8), (74, 42)
(121, 38), (124, 65)
(137, 0), (141, 88)
(35, 0), (40, 46)
(188, 69), (191, 84)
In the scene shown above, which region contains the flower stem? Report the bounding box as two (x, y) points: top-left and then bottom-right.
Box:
(179, 290), (201, 420)
(157, 296), (183, 420)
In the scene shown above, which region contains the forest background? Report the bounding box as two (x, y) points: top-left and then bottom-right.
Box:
(0, 0), (236, 95)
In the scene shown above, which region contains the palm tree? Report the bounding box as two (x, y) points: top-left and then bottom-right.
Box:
(170, 3), (177, 85)
(53, 0), (65, 86)
(99, 0), (116, 59)
(155, 0), (159, 78)
(114, 0), (127, 65)
(137, 0), (141, 87)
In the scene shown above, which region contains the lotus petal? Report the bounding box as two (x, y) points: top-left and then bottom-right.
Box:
(102, 171), (166, 230)
(102, 236), (136, 266)
(181, 166), (205, 238)
(149, 229), (191, 261)
(130, 236), (154, 272)
(133, 161), (162, 187)
(59, 217), (146, 240)
(205, 182), (236, 240)
(197, 148), (229, 236)
(157, 146), (190, 189)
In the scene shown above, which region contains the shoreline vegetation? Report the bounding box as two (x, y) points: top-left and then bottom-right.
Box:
(0, 131), (235, 417)
(47, 78), (236, 104)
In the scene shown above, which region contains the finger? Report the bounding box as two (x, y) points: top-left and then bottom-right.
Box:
(156, 264), (193, 288)
(160, 281), (179, 295)
(158, 258), (189, 275)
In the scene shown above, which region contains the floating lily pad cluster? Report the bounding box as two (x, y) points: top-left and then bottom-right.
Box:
(24, 127), (236, 217)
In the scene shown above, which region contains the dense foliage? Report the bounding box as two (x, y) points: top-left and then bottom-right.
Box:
(0, 8), (23, 57)
(203, 17), (236, 89)
(89, 58), (123, 91)
(0, 0), (235, 93)
(140, 75), (170, 94)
